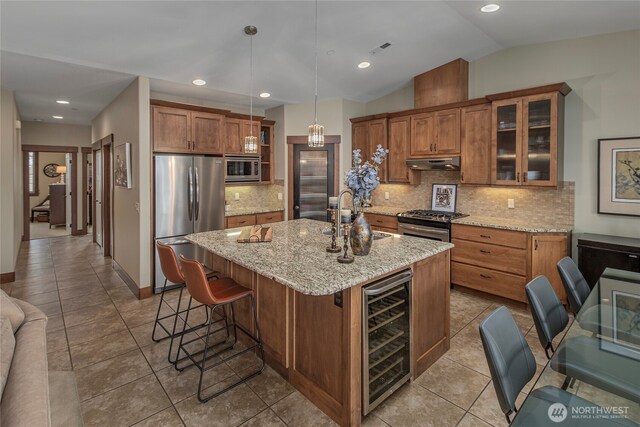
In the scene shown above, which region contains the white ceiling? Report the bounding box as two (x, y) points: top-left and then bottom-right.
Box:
(1, 1), (639, 125)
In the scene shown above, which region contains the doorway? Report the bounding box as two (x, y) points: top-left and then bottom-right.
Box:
(22, 145), (79, 241)
(92, 134), (113, 256)
(287, 135), (340, 221)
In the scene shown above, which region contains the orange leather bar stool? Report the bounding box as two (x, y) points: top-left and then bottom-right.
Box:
(153, 241), (220, 364)
(177, 255), (265, 403)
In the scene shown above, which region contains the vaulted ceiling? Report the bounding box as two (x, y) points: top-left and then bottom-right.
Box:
(1, 1), (639, 125)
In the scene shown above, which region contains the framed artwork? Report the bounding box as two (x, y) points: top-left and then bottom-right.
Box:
(43, 163), (61, 178)
(599, 270), (640, 360)
(431, 183), (457, 213)
(598, 137), (640, 216)
(114, 143), (132, 189)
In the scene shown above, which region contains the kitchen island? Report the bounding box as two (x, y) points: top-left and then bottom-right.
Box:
(187, 219), (452, 426)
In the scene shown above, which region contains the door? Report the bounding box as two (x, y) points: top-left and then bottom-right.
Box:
(522, 93), (557, 186)
(95, 149), (103, 247)
(460, 105), (491, 184)
(224, 118), (243, 154)
(531, 234), (568, 303)
(352, 122), (368, 160)
(492, 99), (522, 185)
(154, 155), (194, 239)
(293, 144), (335, 221)
(368, 119), (388, 181)
(191, 112), (224, 154)
(434, 108), (460, 154)
(410, 112), (435, 157)
(388, 116), (412, 183)
(193, 156), (225, 233)
(153, 106), (190, 153)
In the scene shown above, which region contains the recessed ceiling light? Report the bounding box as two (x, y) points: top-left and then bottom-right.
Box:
(259, 92), (271, 98)
(52, 116), (63, 119)
(56, 100), (69, 104)
(326, 50), (336, 55)
(480, 4), (500, 13)
(358, 61), (371, 69)
(192, 79), (206, 86)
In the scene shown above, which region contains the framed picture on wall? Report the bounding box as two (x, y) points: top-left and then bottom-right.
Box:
(114, 143), (132, 189)
(598, 137), (640, 216)
(431, 183), (457, 213)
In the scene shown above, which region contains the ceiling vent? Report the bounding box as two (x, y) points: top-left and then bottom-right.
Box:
(370, 42), (392, 55)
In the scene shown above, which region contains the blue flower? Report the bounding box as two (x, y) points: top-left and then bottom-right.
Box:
(345, 145), (389, 206)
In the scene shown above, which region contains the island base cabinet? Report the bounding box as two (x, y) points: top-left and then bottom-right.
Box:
(411, 250), (450, 377)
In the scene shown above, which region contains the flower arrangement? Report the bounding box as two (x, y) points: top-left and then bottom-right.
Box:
(345, 145), (389, 208)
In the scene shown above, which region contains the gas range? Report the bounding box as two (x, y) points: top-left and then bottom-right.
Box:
(396, 210), (468, 242)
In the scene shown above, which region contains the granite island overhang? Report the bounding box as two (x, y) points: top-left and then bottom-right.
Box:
(186, 219), (453, 426)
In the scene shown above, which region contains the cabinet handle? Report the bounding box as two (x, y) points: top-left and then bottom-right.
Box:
(429, 144), (433, 152)
(480, 274), (492, 279)
(239, 221), (246, 224)
(517, 172), (520, 182)
(629, 254), (638, 259)
(523, 173), (527, 183)
(187, 141), (191, 150)
(434, 143), (437, 152)
(376, 220), (383, 223)
(480, 249), (491, 254)
(535, 240), (539, 250)
(461, 171), (464, 182)
(480, 234), (491, 239)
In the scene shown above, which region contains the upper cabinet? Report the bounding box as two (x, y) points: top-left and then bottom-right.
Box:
(460, 104), (491, 185)
(260, 122), (274, 183)
(490, 89), (565, 187)
(410, 108), (460, 158)
(153, 106), (224, 154)
(225, 118), (261, 155)
(388, 116), (415, 184)
(351, 117), (388, 182)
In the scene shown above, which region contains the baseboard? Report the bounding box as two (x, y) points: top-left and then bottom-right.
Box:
(0, 272), (16, 284)
(112, 260), (153, 300)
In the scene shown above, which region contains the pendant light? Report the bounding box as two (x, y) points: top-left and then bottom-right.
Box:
(244, 25), (258, 154)
(308, 0), (324, 147)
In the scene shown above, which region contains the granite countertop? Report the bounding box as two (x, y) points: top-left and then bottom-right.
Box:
(360, 206), (405, 216)
(186, 218), (452, 296)
(452, 216), (573, 233)
(225, 207), (284, 217)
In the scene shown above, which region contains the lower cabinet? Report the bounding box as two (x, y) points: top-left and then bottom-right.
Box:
(225, 210), (284, 229)
(451, 224), (568, 303)
(578, 234), (640, 288)
(364, 213), (398, 233)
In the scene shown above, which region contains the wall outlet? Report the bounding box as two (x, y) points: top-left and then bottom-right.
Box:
(384, 191), (390, 200)
(234, 193), (240, 200)
(277, 192), (283, 201)
(507, 198), (515, 209)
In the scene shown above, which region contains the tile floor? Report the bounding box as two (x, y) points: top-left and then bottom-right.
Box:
(4, 234), (634, 427)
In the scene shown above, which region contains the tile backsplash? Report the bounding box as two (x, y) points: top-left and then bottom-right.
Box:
(225, 180), (285, 211)
(370, 172), (574, 226)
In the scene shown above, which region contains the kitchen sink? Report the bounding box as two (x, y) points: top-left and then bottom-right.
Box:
(321, 229), (392, 240)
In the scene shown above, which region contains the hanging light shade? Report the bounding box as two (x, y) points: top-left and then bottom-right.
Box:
(244, 25), (258, 154)
(308, 0), (324, 147)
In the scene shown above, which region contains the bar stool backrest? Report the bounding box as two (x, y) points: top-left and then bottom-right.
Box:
(525, 275), (569, 353)
(156, 241), (185, 284)
(179, 255), (216, 305)
(557, 256), (590, 315)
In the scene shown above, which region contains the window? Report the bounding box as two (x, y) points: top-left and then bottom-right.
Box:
(28, 151), (38, 196)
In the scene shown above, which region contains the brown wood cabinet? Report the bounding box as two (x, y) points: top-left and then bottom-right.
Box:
(451, 223), (568, 303)
(490, 91), (564, 187)
(225, 210), (284, 229)
(364, 212), (398, 233)
(351, 118), (388, 181)
(152, 106), (224, 154)
(387, 116), (415, 184)
(410, 108), (460, 158)
(460, 104), (491, 185)
(225, 118), (261, 155)
(260, 123), (275, 183)
(48, 183), (66, 228)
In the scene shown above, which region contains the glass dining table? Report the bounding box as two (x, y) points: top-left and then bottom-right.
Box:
(512, 268), (640, 426)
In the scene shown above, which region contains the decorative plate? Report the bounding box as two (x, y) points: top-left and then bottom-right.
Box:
(43, 163), (60, 178)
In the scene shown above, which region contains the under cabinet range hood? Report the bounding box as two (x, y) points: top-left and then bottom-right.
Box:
(406, 157), (460, 171)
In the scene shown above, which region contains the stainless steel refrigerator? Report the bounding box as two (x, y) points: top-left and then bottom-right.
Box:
(154, 154), (225, 292)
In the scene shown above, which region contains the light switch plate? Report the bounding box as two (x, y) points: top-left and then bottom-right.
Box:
(384, 192), (390, 200)
(508, 199), (515, 209)
(277, 193), (283, 200)
(234, 193), (240, 200)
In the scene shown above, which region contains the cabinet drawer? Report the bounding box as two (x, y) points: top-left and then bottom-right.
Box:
(452, 224), (527, 249)
(365, 213), (398, 231)
(372, 225), (397, 234)
(451, 238), (527, 276)
(256, 211), (284, 224)
(226, 214), (256, 229)
(452, 262), (527, 303)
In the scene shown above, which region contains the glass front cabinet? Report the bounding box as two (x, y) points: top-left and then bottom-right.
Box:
(491, 91), (564, 187)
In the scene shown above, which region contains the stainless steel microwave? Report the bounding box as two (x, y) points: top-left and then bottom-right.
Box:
(225, 156), (260, 182)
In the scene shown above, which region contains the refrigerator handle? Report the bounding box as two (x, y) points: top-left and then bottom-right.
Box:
(194, 167), (200, 221)
(188, 167), (193, 221)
